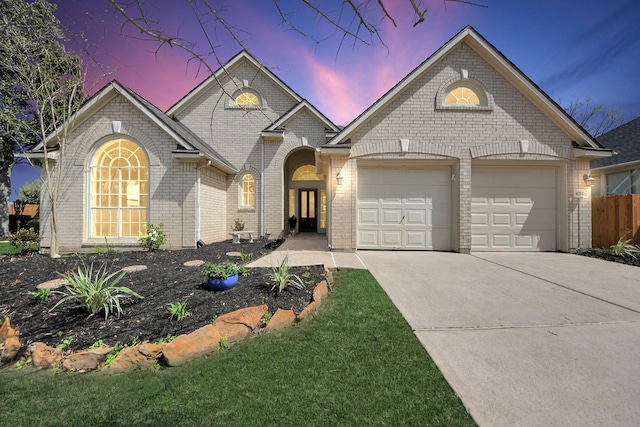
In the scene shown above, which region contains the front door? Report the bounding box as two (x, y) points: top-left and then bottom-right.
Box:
(299, 189), (317, 232)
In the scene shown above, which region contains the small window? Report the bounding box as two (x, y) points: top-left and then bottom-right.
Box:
(292, 165), (323, 181)
(445, 86), (480, 105)
(241, 174), (255, 206)
(235, 92), (260, 106)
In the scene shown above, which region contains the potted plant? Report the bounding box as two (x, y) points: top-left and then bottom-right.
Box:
(203, 261), (241, 291)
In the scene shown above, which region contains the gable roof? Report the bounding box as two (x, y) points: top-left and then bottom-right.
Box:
(261, 100), (340, 140)
(29, 81), (236, 174)
(167, 50), (303, 117)
(591, 117), (640, 170)
(323, 26), (606, 152)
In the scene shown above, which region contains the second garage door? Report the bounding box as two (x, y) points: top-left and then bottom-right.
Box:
(471, 167), (558, 251)
(357, 166), (452, 250)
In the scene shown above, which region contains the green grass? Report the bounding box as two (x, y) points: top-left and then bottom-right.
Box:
(0, 241), (19, 255)
(0, 270), (473, 426)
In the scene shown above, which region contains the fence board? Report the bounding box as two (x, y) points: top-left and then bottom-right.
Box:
(8, 204), (39, 217)
(592, 195), (640, 247)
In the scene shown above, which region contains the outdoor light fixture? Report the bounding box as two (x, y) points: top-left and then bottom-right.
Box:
(583, 174), (595, 187)
(336, 171), (344, 185)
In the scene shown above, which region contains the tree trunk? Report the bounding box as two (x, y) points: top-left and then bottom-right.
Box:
(0, 162), (12, 238)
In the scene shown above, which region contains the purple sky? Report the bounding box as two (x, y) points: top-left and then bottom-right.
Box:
(10, 0), (640, 200)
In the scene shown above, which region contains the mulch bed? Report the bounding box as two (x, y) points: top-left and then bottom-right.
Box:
(573, 248), (640, 267)
(0, 239), (325, 351)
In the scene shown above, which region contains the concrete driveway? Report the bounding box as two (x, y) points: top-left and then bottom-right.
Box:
(358, 251), (640, 427)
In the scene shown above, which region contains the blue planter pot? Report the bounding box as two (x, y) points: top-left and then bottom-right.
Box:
(207, 274), (238, 291)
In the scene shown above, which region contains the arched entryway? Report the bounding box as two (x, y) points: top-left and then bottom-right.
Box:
(284, 149), (326, 234)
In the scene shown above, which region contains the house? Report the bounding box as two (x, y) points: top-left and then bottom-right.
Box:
(27, 26), (611, 254)
(589, 117), (640, 196)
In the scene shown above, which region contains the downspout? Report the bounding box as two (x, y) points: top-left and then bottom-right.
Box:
(196, 160), (211, 242)
(260, 142), (265, 238)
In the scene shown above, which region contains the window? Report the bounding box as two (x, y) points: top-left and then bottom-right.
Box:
(445, 86), (480, 105)
(90, 139), (148, 238)
(607, 170), (640, 195)
(241, 174), (255, 207)
(292, 165), (323, 181)
(235, 92), (260, 106)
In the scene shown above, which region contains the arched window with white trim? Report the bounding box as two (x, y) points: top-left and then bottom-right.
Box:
(241, 173), (255, 207)
(89, 138), (148, 238)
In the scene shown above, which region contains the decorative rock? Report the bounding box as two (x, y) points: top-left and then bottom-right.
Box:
(0, 317), (11, 342)
(62, 349), (109, 372)
(297, 300), (319, 320)
(138, 343), (165, 359)
(30, 342), (63, 369)
(225, 251), (241, 257)
(183, 259), (205, 267)
(122, 265), (147, 273)
(109, 346), (158, 371)
(264, 309), (296, 333)
(162, 324), (221, 367)
(1, 344), (23, 364)
(36, 278), (67, 290)
(313, 280), (329, 304)
(214, 305), (268, 344)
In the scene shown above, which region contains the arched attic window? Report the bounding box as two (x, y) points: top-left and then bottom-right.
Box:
(230, 87), (262, 109)
(437, 78), (493, 111)
(235, 92), (260, 106)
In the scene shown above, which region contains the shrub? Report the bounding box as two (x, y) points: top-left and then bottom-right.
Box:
(268, 254), (304, 296)
(26, 218), (39, 233)
(51, 263), (144, 320)
(8, 228), (40, 253)
(610, 236), (640, 258)
(18, 179), (41, 205)
(232, 218), (245, 231)
(138, 223), (166, 251)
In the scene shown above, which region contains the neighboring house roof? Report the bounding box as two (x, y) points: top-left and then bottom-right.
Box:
(167, 50), (303, 117)
(261, 100), (340, 141)
(28, 81), (237, 174)
(591, 117), (640, 170)
(323, 26), (606, 153)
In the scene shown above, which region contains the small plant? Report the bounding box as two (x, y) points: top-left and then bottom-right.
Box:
(260, 311), (272, 327)
(167, 301), (191, 321)
(138, 223), (167, 251)
(51, 263), (144, 320)
(56, 336), (73, 350)
(203, 261), (243, 279)
(8, 228), (40, 253)
(609, 236), (640, 258)
(218, 336), (230, 352)
(232, 218), (245, 231)
(238, 265), (250, 277)
(28, 288), (51, 301)
(14, 357), (32, 370)
(89, 339), (104, 349)
(156, 333), (176, 344)
(106, 342), (124, 366)
(130, 335), (140, 346)
(268, 254), (305, 296)
(239, 248), (253, 261)
(148, 361), (161, 372)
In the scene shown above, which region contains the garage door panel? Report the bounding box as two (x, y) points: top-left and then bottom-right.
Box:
(472, 168), (557, 252)
(357, 166), (451, 250)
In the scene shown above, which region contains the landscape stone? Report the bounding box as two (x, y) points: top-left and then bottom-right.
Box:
(214, 305), (268, 344)
(0, 317), (11, 342)
(297, 300), (319, 320)
(1, 344), (23, 364)
(30, 342), (63, 369)
(122, 265), (147, 273)
(36, 278), (67, 290)
(264, 309), (296, 333)
(183, 259), (205, 267)
(109, 345), (158, 371)
(162, 324), (221, 367)
(313, 280), (329, 304)
(62, 351), (102, 372)
(138, 343), (165, 359)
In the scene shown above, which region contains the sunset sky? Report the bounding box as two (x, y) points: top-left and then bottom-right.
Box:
(10, 0), (640, 200)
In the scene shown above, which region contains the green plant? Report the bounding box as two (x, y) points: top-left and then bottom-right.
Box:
(51, 263), (144, 320)
(27, 288), (51, 301)
(138, 223), (167, 251)
(148, 361), (161, 372)
(56, 336), (73, 350)
(26, 218), (40, 233)
(167, 301), (191, 321)
(238, 265), (250, 277)
(8, 228), (40, 253)
(260, 311), (272, 327)
(232, 218), (245, 231)
(18, 179), (41, 204)
(268, 254), (305, 296)
(203, 261), (243, 279)
(88, 339), (104, 349)
(218, 336), (230, 352)
(130, 335), (140, 346)
(106, 342), (124, 366)
(609, 236), (640, 258)
(239, 248), (253, 261)
(14, 357), (32, 370)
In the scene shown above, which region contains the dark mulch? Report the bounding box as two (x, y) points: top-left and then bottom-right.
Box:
(573, 248), (640, 267)
(0, 239), (324, 351)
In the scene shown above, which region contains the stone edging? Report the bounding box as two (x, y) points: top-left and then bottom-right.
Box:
(0, 279), (330, 373)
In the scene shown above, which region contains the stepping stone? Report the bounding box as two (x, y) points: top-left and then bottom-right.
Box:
(36, 278), (68, 290)
(184, 260), (205, 267)
(226, 251), (241, 257)
(122, 265), (147, 273)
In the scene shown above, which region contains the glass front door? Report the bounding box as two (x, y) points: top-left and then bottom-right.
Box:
(298, 189), (317, 232)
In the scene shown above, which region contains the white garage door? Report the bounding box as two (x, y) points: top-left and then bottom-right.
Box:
(471, 167), (557, 251)
(357, 166), (451, 250)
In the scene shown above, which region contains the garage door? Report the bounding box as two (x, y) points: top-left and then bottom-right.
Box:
(471, 167), (557, 251)
(357, 166), (451, 250)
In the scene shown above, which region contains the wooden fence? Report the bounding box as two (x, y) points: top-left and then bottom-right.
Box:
(8, 204), (39, 217)
(592, 195), (640, 247)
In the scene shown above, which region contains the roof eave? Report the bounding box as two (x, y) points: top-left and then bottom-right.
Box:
(171, 150), (237, 174)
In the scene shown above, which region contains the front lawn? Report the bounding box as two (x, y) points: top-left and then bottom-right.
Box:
(0, 241), (19, 255)
(0, 270), (473, 426)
